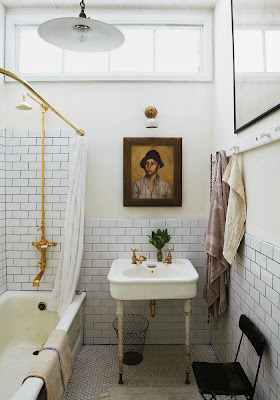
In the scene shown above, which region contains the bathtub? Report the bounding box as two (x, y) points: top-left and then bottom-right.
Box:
(0, 290), (86, 400)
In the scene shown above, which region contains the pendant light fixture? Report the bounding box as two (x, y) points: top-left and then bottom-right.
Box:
(38, 0), (125, 53)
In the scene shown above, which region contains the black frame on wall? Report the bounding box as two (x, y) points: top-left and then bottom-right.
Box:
(231, 0), (280, 133)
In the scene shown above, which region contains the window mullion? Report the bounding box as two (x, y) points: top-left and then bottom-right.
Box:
(199, 27), (203, 74)
(153, 28), (156, 73)
(16, 27), (21, 74)
(262, 30), (267, 72)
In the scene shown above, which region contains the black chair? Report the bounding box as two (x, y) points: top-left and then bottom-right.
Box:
(192, 314), (265, 400)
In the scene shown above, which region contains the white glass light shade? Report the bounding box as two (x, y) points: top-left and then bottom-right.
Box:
(146, 118), (158, 128)
(38, 17), (125, 52)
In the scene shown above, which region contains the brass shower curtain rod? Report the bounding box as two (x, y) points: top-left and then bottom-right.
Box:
(0, 68), (84, 136)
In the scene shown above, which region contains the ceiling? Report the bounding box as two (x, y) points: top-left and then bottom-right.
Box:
(1, 0), (217, 10)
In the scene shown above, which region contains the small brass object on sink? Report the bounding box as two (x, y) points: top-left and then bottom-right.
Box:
(139, 255), (147, 261)
(163, 248), (173, 264)
(131, 249), (142, 264)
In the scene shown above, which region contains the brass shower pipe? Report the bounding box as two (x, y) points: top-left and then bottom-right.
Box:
(28, 96), (57, 287)
(0, 68), (84, 136)
(0, 68), (85, 286)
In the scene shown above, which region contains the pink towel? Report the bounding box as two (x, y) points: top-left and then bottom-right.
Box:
(203, 151), (229, 329)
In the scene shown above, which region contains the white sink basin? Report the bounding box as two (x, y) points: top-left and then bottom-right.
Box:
(107, 259), (199, 300)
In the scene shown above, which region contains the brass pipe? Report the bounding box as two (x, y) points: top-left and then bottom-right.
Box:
(31, 102), (57, 286)
(16, 93), (58, 286)
(33, 270), (45, 287)
(0, 67), (84, 136)
(42, 105), (45, 225)
(150, 300), (156, 317)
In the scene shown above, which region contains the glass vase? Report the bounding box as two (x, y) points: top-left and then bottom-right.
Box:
(157, 250), (163, 262)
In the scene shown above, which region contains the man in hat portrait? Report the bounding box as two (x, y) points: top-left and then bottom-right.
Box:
(131, 149), (173, 199)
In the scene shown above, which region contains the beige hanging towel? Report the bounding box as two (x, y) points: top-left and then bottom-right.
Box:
(23, 330), (73, 400)
(222, 154), (246, 264)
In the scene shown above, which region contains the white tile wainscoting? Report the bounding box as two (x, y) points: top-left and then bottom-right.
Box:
(0, 129), (5, 295)
(212, 233), (280, 400)
(79, 217), (209, 345)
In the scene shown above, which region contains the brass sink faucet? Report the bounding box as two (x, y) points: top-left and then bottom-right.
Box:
(131, 249), (142, 264)
(163, 249), (173, 264)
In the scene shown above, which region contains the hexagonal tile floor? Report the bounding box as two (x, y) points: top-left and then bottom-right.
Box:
(63, 345), (217, 400)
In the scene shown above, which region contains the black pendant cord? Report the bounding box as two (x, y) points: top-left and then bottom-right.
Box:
(79, 0), (87, 18)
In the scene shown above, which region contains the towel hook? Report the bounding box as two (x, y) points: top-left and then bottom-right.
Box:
(260, 132), (271, 139)
(232, 146), (239, 155)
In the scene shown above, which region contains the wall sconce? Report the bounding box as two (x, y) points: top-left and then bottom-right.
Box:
(145, 106), (158, 128)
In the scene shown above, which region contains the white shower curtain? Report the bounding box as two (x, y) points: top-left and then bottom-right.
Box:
(47, 134), (88, 317)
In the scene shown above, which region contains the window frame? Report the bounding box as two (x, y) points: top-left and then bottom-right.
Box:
(5, 11), (212, 82)
(234, 16), (280, 81)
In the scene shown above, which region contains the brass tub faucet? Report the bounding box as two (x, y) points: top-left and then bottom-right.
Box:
(32, 222), (57, 286)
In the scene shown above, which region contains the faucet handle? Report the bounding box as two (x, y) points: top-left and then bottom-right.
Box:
(163, 248), (174, 264)
(131, 249), (142, 264)
(48, 242), (57, 247)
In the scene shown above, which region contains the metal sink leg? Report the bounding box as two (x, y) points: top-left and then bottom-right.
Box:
(116, 300), (124, 384)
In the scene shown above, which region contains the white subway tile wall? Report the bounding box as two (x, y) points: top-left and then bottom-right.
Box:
(80, 217), (210, 345)
(5, 129), (74, 291)
(4, 129), (211, 345)
(0, 129), (5, 295)
(211, 233), (280, 400)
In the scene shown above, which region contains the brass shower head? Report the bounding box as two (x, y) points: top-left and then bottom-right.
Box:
(15, 94), (32, 110)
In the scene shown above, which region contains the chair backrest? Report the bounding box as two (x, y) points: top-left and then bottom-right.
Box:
(239, 314), (265, 357)
(235, 314), (266, 397)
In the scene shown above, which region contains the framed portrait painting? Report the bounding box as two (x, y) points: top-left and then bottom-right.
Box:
(123, 137), (182, 207)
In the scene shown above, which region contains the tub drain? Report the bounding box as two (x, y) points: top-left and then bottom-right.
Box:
(38, 302), (47, 311)
(33, 350), (39, 355)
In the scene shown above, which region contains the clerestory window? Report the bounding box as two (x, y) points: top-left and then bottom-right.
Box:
(5, 12), (212, 82)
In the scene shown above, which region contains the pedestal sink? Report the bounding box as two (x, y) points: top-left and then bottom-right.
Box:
(108, 258), (199, 385)
(108, 259), (199, 300)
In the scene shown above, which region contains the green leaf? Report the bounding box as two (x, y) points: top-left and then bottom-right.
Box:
(147, 229), (172, 251)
